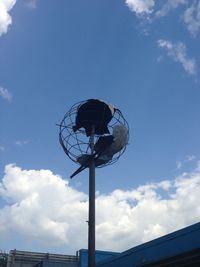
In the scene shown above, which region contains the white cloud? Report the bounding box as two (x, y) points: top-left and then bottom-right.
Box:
(15, 140), (29, 146)
(0, 87), (12, 102)
(155, 0), (187, 18)
(125, 0), (155, 15)
(0, 0), (17, 36)
(0, 146), (5, 152)
(24, 0), (37, 9)
(157, 39), (196, 75)
(176, 161), (182, 170)
(183, 0), (200, 37)
(175, 155), (196, 170)
(0, 165), (88, 249)
(1, 163), (200, 252)
(125, 0), (188, 18)
(185, 155), (196, 162)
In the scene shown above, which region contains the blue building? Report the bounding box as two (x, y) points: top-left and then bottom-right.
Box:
(79, 221), (200, 267)
(8, 222), (200, 267)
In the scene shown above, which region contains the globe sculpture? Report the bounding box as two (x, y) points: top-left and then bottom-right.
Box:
(59, 99), (129, 173)
(59, 99), (129, 267)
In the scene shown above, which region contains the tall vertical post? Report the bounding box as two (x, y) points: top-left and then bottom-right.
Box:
(88, 126), (95, 267)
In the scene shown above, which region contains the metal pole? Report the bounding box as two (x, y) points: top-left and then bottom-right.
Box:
(88, 127), (95, 267)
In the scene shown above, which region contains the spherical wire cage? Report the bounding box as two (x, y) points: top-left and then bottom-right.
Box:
(59, 100), (129, 168)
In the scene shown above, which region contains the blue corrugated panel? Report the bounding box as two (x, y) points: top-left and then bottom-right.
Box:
(78, 249), (119, 267)
(96, 222), (200, 267)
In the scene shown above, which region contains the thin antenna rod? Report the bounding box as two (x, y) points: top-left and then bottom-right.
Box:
(88, 125), (96, 267)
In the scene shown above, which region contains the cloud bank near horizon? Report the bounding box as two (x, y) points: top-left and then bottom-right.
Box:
(0, 163), (200, 252)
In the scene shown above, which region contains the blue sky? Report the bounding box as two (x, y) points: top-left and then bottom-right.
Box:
(0, 0), (200, 255)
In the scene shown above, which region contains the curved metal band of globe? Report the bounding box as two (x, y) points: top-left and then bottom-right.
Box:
(59, 100), (129, 170)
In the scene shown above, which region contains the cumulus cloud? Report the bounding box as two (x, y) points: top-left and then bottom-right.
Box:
(0, 0), (17, 36)
(157, 39), (196, 75)
(0, 86), (12, 102)
(125, 0), (155, 15)
(1, 163), (200, 252)
(183, 0), (200, 37)
(96, 169), (200, 250)
(0, 165), (88, 249)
